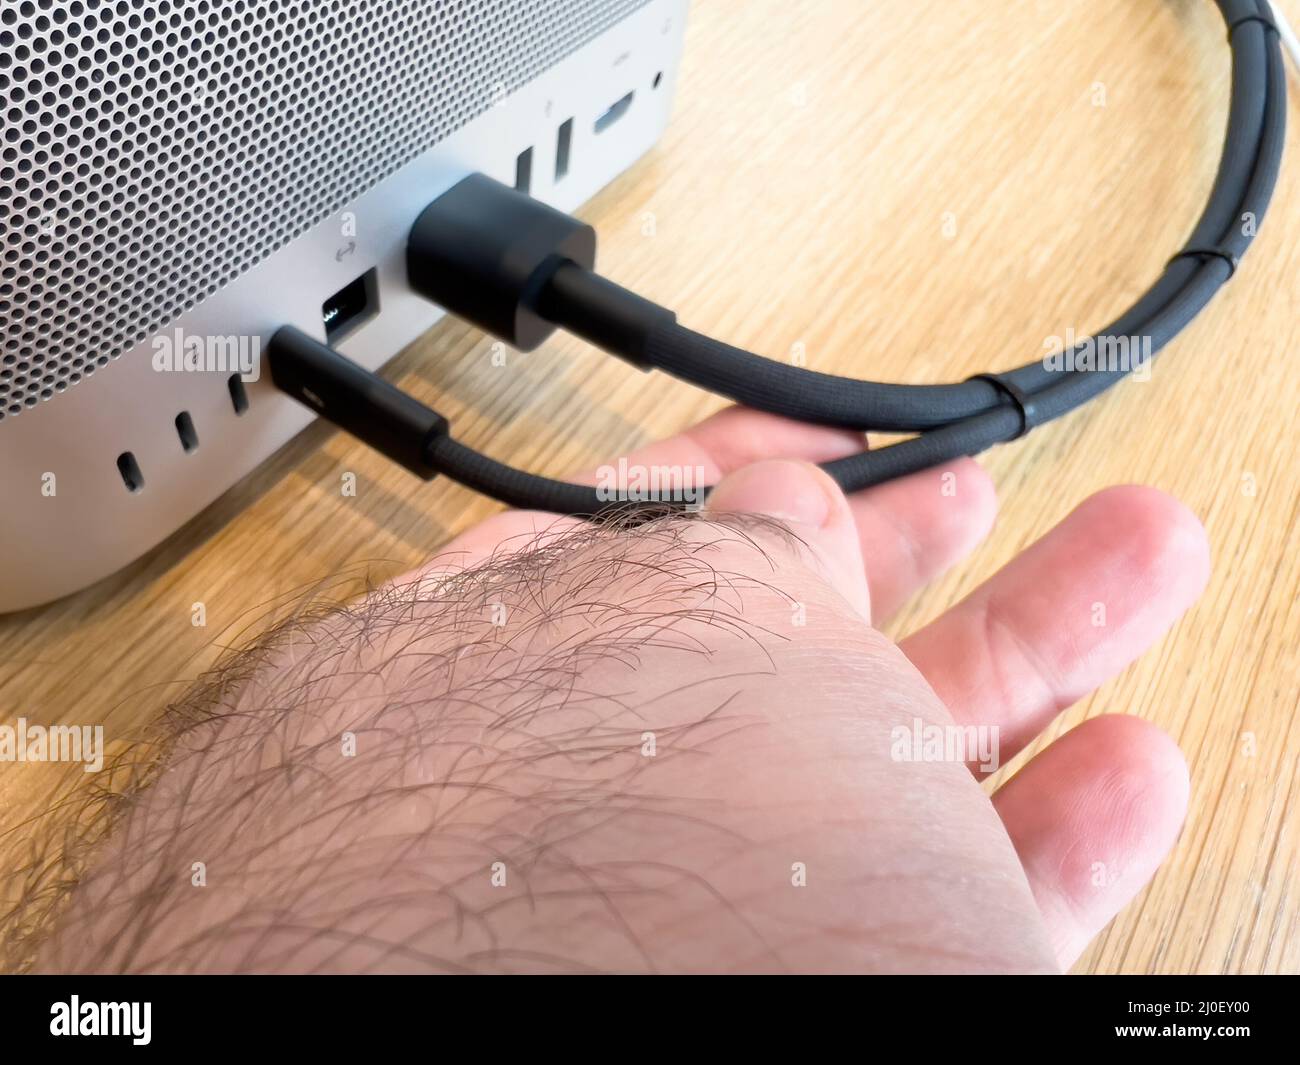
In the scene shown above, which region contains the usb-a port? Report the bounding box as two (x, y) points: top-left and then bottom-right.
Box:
(322, 268), (379, 343)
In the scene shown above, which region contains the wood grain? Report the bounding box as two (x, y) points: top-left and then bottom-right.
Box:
(1, 0), (1297, 973)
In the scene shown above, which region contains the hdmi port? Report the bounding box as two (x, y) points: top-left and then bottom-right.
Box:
(594, 91), (634, 134)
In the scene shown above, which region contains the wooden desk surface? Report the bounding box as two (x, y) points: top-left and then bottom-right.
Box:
(2, 0), (1298, 974)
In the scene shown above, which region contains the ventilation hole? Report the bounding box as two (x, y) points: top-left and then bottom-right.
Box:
(174, 409), (198, 452)
(116, 450), (143, 492)
(653, 71), (663, 90)
(227, 373), (248, 415)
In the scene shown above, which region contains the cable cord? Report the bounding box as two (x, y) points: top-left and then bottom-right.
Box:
(275, 2), (1287, 514)
(425, 435), (649, 514)
(266, 325), (692, 517)
(534, 0), (1286, 495)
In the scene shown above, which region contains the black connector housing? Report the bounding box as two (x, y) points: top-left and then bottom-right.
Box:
(267, 326), (448, 479)
(407, 173), (596, 351)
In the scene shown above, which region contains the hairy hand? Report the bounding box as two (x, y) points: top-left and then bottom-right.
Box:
(31, 409), (1206, 974)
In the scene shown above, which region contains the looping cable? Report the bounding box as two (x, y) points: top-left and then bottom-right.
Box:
(1228, 12), (1279, 38)
(273, 1), (1290, 515)
(1167, 245), (1242, 278)
(965, 374), (1039, 440)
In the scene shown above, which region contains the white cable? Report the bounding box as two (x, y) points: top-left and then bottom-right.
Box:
(1267, 1), (1300, 74)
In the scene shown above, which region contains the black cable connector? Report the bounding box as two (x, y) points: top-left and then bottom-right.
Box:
(266, 326), (722, 514)
(406, 174), (676, 367)
(399, 0), (1284, 502)
(268, 325), (449, 479)
(407, 172), (597, 353)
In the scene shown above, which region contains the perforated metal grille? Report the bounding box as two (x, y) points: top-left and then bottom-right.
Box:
(0, 0), (648, 419)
